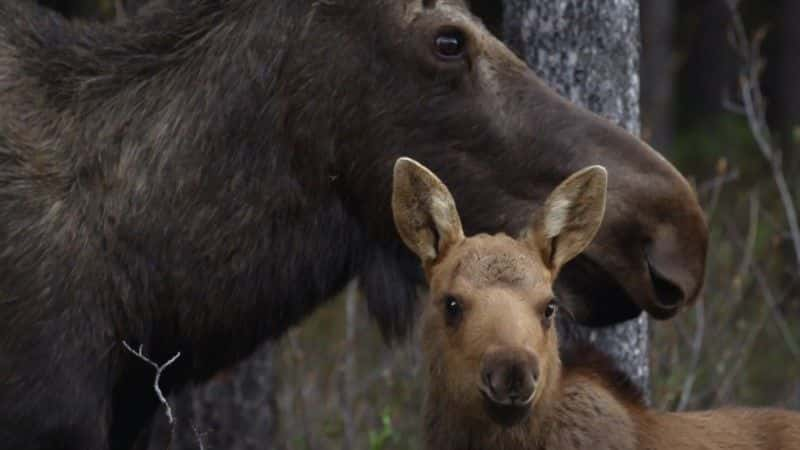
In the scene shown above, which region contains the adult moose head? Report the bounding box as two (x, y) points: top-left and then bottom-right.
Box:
(0, 0), (705, 449)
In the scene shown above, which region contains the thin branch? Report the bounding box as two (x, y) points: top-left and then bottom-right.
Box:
(713, 294), (771, 404)
(287, 331), (316, 450)
(697, 167), (739, 196)
(721, 93), (746, 115)
(715, 192), (759, 330)
(750, 264), (800, 359)
(192, 425), (206, 450)
(121, 341), (182, 424)
(342, 279), (359, 450)
(676, 298), (705, 411)
(114, 0), (129, 24)
(714, 215), (800, 402)
(700, 162), (737, 223)
(725, 0), (800, 269)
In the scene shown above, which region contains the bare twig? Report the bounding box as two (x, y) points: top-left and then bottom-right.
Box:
(714, 215), (800, 403)
(676, 298), (705, 411)
(192, 425), (206, 450)
(714, 192), (759, 331)
(725, 0), (800, 269)
(114, 0), (130, 24)
(714, 289), (771, 404)
(287, 331), (316, 450)
(697, 165), (739, 195)
(700, 161), (737, 223)
(343, 279), (359, 450)
(750, 264), (800, 359)
(121, 341), (182, 424)
(672, 315), (694, 349)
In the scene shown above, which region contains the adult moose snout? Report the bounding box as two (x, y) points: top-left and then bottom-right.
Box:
(479, 347), (539, 423)
(494, 82), (710, 325)
(644, 218), (705, 314)
(585, 138), (709, 323)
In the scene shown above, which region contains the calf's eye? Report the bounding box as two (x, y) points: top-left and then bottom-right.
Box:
(443, 296), (463, 326)
(544, 300), (558, 319)
(434, 29), (466, 60)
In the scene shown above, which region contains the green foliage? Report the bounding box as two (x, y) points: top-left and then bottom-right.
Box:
(672, 114), (761, 180)
(651, 92), (800, 412)
(368, 408), (398, 450)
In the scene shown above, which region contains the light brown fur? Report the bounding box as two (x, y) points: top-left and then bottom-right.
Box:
(392, 157), (800, 450)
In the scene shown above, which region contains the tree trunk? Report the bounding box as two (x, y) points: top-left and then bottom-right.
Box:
(502, 0), (650, 395)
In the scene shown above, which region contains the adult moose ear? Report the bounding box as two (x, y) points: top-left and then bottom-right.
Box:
(522, 166), (608, 275)
(392, 158), (465, 272)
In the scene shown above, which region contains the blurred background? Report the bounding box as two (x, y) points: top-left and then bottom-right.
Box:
(32, 0), (800, 448)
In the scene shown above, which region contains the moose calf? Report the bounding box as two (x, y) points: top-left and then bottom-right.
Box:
(392, 157), (800, 450)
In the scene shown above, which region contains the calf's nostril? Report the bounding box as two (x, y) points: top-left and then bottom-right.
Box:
(510, 365), (536, 401)
(481, 352), (538, 405)
(507, 365), (524, 395)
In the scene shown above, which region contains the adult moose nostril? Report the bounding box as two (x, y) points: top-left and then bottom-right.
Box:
(646, 255), (686, 310)
(642, 224), (705, 315)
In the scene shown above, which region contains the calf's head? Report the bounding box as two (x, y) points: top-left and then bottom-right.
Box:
(289, 0), (706, 327)
(392, 158), (606, 425)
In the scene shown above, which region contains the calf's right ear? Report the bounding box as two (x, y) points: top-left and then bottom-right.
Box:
(522, 166), (608, 276)
(392, 158), (464, 271)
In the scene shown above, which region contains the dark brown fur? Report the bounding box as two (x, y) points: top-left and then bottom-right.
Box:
(1, 1), (707, 449)
(560, 343), (645, 408)
(392, 160), (800, 450)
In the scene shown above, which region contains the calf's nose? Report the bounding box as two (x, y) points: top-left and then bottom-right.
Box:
(479, 348), (538, 406)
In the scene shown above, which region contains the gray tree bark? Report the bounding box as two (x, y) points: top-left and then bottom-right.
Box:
(502, 0), (650, 395)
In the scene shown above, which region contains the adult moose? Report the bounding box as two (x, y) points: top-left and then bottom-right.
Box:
(392, 158), (800, 450)
(0, 0), (707, 449)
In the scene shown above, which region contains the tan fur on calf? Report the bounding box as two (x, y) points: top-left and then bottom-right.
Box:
(392, 157), (800, 450)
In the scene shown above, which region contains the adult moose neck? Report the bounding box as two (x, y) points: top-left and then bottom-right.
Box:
(2, 0), (373, 348)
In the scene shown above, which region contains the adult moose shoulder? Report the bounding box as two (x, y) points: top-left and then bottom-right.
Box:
(0, 0), (707, 449)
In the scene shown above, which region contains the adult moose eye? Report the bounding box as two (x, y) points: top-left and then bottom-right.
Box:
(434, 28), (467, 60)
(443, 296), (463, 326)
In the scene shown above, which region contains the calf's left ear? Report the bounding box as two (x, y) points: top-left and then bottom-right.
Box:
(522, 166), (608, 275)
(391, 157), (464, 271)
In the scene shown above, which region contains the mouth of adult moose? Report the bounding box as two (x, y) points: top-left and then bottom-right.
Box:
(555, 250), (692, 326)
(645, 251), (686, 312)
